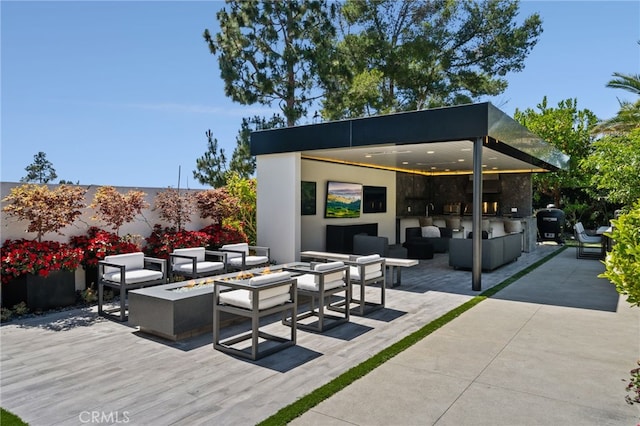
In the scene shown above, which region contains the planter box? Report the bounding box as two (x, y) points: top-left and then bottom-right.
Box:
(1, 270), (76, 310)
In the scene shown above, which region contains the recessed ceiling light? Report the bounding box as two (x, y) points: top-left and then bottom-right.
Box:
(427, 151), (435, 154)
(492, 167), (498, 170)
(402, 161), (409, 165)
(461, 148), (472, 152)
(445, 168), (450, 171)
(365, 154), (372, 158)
(458, 159), (465, 162)
(431, 167), (437, 170)
(482, 164), (487, 168)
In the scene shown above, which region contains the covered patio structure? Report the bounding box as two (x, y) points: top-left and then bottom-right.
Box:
(251, 102), (568, 290)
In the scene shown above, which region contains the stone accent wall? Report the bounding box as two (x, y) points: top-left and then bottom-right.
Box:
(396, 172), (532, 217)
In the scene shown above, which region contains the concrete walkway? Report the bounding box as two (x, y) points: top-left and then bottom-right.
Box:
(292, 248), (640, 425)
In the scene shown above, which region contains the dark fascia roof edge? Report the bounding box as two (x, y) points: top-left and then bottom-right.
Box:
(250, 102), (569, 172)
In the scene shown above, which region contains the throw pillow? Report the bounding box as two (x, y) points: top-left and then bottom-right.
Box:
(504, 220), (522, 233)
(421, 225), (441, 238)
(418, 216), (433, 227)
(446, 217), (461, 229)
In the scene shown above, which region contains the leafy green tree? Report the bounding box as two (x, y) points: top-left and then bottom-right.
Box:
(224, 172), (257, 245)
(323, 0), (542, 119)
(193, 129), (228, 188)
(594, 71), (640, 134)
(204, 0), (338, 126)
(581, 128), (640, 207)
(513, 97), (598, 209)
(601, 200), (640, 306)
(21, 152), (58, 184)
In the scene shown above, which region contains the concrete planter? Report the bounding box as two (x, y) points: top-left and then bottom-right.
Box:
(1, 270), (76, 310)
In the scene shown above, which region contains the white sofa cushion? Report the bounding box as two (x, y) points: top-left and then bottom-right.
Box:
(247, 272), (292, 300)
(229, 255), (269, 267)
(219, 290), (290, 310)
(296, 261), (345, 291)
(220, 243), (249, 259)
(103, 252), (145, 275)
(103, 268), (164, 284)
(173, 261), (224, 274)
(421, 225), (440, 238)
(172, 247), (205, 264)
(350, 254), (383, 281)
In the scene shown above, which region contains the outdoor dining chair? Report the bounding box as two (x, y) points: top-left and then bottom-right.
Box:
(573, 222), (604, 259)
(98, 252), (167, 321)
(283, 261), (350, 332)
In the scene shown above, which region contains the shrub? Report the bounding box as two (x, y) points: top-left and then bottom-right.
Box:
(1, 239), (83, 284)
(69, 226), (140, 270)
(144, 225), (211, 259)
(199, 223), (247, 248)
(601, 200), (640, 306)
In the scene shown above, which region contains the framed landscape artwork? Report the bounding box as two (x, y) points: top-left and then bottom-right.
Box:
(301, 181), (316, 215)
(325, 181), (362, 218)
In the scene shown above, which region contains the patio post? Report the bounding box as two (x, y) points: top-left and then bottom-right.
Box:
(472, 137), (483, 291)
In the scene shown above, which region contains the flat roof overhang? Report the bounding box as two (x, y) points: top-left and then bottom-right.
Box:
(251, 102), (569, 175)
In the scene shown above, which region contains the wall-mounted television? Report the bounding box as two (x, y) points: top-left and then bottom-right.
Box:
(325, 181), (362, 218)
(363, 186), (387, 213)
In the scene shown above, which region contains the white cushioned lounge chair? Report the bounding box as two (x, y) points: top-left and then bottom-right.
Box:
(213, 271), (296, 360)
(169, 247), (226, 280)
(220, 242), (270, 271)
(284, 261), (350, 332)
(98, 252), (167, 321)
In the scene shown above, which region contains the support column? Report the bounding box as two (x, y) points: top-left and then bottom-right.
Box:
(472, 137), (483, 291)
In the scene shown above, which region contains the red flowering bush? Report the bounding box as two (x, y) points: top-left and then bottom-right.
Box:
(144, 225), (211, 259)
(1, 239), (83, 284)
(199, 224), (247, 248)
(69, 227), (140, 268)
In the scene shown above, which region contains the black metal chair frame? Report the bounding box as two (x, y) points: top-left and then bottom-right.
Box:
(98, 256), (167, 322)
(213, 276), (297, 360)
(169, 249), (227, 281)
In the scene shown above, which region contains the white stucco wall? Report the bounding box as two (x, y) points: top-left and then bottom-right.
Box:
(256, 156), (397, 263)
(1, 182), (214, 243)
(256, 153), (301, 264)
(301, 160), (397, 250)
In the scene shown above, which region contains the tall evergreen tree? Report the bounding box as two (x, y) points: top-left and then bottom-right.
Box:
(21, 151), (58, 184)
(229, 114), (286, 178)
(193, 130), (227, 188)
(204, 0), (338, 126)
(323, 0), (543, 119)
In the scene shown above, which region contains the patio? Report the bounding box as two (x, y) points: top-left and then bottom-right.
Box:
(1, 245), (567, 425)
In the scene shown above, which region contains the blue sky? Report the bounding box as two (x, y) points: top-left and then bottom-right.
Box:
(1, 1), (639, 189)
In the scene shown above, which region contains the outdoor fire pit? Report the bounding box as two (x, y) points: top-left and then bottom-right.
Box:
(128, 265), (298, 341)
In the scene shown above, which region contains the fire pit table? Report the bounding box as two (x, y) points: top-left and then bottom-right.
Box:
(128, 264), (304, 341)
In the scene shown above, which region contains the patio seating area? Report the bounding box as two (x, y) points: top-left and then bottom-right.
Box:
(0, 244), (576, 425)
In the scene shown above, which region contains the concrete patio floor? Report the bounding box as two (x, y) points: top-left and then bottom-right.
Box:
(2, 245), (637, 425)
